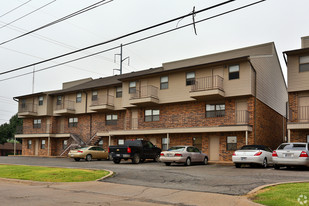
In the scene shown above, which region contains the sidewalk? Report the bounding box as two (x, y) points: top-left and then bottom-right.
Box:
(0, 178), (261, 206)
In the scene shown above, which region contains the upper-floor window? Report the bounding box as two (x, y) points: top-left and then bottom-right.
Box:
(38, 96), (44, 106)
(57, 96), (62, 105)
(68, 117), (78, 127)
(76, 93), (82, 103)
(27, 140), (32, 149)
(92, 91), (98, 101)
(129, 81), (136, 94)
(160, 76), (169, 89)
(106, 114), (118, 125)
(206, 104), (225, 118)
(300, 56), (309, 72)
(186, 72), (195, 85)
(41, 140), (46, 149)
(116, 87), (122, 98)
(229, 65), (240, 80)
(21, 99), (26, 108)
(145, 109), (160, 122)
(33, 119), (41, 128)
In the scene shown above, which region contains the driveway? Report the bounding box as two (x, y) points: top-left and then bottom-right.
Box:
(1, 156), (309, 195)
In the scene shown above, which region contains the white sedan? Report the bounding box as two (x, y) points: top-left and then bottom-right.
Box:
(232, 145), (273, 168)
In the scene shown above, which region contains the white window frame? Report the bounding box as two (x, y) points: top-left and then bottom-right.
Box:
(76, 92), (82, 103)
(160, 76), (168, 89)
(229, 65), (240, 80)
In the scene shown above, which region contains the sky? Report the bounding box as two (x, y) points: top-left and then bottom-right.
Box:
(0, 0), (309, 125)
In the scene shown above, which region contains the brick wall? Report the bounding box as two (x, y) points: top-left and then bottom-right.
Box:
(290, 130), (309, 142)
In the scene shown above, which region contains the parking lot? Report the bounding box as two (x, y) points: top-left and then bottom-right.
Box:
(1, 156), (309, 195)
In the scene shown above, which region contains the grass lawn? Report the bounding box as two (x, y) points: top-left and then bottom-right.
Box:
(0, 164), (110, 182)
(252, 183), (309, 206)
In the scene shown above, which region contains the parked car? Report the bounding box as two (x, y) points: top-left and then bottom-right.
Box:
(159, 146), (208, 166)
(272, 142), (309, 169)
(68, 146), (108, 161)
(232, 145), (273, 168)
(109, 140), (161, 164)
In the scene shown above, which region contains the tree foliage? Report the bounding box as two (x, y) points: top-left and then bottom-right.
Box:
(0, 114), (23, 144)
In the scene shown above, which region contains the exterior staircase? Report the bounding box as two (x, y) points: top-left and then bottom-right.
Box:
(60, 134), (86, 156)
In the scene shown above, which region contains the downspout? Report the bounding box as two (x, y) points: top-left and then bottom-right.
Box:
(248, 59), (257, 144)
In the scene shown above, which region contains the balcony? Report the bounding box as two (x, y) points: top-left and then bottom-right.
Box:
(190, 75), (225, 101)
(129, 85), (159, 106)
(288, 106), (309, 129)
(18, 103), (37, 117)
(16, 124), (52, 135)
(54, 100), (75, 115)
(90, 95), (114, 111)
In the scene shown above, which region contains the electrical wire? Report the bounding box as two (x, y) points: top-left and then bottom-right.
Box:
(0, 0), (113, 46)
(0, 0), (32, 18)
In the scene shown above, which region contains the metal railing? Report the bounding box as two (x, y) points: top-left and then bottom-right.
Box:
(90, 95), (114, 106)
(289, 106), (309, 122)
(15, 124), (52, 134)
(130, 85), (158, 99)
(55, 100), (75, 111)
(18, 103), (37, 113)
(191, 75), (224, 92)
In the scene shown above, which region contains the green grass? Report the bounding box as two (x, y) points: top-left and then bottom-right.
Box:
(252, 183), (309, 206)
(0, 165), (109, 182)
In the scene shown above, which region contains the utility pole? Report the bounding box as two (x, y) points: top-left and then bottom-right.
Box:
(114, 44), (129, 75)
(32, 65), (35, 93)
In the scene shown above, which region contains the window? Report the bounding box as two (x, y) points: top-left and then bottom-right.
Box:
(21, 99), (26, 108)
(38, 96), (44, 106)
(118, 139), (124, 145)
(76, 92), (82, 103)
(145, 109), (160, 122)
(206, 104), (225, 117)
(162, 138), (169, 151)
(92, 91), (98, 101)
(33, 119), (41, 128)
(41, 140), (46, 149)
(106, 114), (118, 125)
(129, 81), (136, 94)
(68, 117), (78, 127)
(227, 136), (237, 151)
(57, 96), (62, 105)
(300, 56), (309, 72)
(116, 87), (122, 98)
(160, 76), (168, 89)
(307, 135), (309, 143)
(186, 72), (195, 85)
(63, 140), (68, 149)
(229, 65), (240, 80)
(98, 139), (103, 146)
(27, 140), (32, 149)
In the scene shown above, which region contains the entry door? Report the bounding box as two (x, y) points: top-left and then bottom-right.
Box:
(34, 139), (39, 156)
(209, 136), (220, 161)
(131, 109), (138, 129)
(236, 100), (248, 124)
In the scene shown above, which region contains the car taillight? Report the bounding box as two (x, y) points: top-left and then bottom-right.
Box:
(160, 153), (164, 156)
(77, 150), (83, 153)
(299, 151), (309, 157)
(254, 152), (262, 156)
(232, 152), (236, 156)
(174, 153), (182, 157)
(272, 151), (278, 157)
(127, 147), (131, 153)
(108, 147), (110, 153)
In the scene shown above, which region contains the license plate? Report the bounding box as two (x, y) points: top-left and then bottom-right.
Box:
(241, 157), (247, 160)
(284, 153), (293, 158)
(116, 154), (120, 157)
(167, 153), (173, 157)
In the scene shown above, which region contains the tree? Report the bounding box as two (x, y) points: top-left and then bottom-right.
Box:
(0, 114), (23, 144)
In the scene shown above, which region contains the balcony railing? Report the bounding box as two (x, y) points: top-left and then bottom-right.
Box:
(91, 95), (114, 106)
(130, 85), (158, 100)
(16, 124), (52, 134)
(18, 103), (37, 114)
(289, 106), (309, 122)
(55, 100), (75, 111)
(191, 75), (224, 92)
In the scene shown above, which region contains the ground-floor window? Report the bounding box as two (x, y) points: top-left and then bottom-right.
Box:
(307, 135), (309, 143)
(227, 136), (237, 150)
(63, 140), (68, 149)
(98, 139), (103, 146)
(162, 138), (168, 151)
(27, 140), (32, 149)
(118, 139), (124, 145)
(41, 140), (46, 149)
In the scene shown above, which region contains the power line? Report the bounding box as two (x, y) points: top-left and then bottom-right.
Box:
(0, 0), (32, 18)
(0, 0), (235, 76)
(0, 0), (56, 30)
(0, 0), (266, 82)
(0, 0), (113, 46)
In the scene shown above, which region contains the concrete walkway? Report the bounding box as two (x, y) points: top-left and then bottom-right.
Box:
(0, 178), (261, 206)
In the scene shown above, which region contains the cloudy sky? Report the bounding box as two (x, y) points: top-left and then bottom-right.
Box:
(0, 0), (309, 125)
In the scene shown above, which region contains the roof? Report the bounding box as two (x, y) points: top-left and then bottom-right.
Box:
(0, 142), (22, 150)
(14, 90), (61, 99)
(283, 47), (309, 55)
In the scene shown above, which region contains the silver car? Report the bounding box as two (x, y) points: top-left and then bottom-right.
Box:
(159, 146), (208, 166)
(232, 145), (273, 168)
(272, 142), (309, 169)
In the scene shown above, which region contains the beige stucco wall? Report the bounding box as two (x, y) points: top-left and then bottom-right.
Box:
(287, 55), (309, 93)
(301, 36), (309, 48)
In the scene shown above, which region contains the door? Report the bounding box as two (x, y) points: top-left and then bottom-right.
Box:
(236, 100), (248, 124)
(34, 139), (39, 156)
(298, 96), (309, 122)
(131, 109), (138, 129)
(209, 136), (220, 161)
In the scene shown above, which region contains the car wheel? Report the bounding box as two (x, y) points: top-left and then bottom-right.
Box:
(185, 157), (191, 166)
(74, 158), (80, 162)
(262, 158), (268, 168)
(154, 154), (160, 162)
(113, 158), (121, 164)
(235, 163), (241, 168)
(132, 154), (140, 164)
(274, 164), (280, 170)
(203, 157), (208, 165)
(85, 154), (92, 161)
(165, 162), (171, 166)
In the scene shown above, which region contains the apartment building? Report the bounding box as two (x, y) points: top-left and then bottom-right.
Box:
(15, 42), (287, 161)
(285, 36), (309, 143)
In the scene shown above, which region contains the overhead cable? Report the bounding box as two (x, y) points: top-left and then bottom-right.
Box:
(0, 0), (32, 18)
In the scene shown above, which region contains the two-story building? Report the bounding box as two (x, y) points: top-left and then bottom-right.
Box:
(15, 42), (288, 161)
(285, 36), (309, 143)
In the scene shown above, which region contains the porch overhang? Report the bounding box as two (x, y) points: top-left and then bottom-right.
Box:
(15, 133), (71, 138)
(189, 89), (225, 101)
(287, 123), (309, 130)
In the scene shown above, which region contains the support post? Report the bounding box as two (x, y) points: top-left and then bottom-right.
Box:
(288, 129), (291, 143)
(167, 133), (170, 149)
(108, 135), (111, 146)
(14, 136), (16, 155)
(245, 131), (248, 145)
(48, 137), (50, 156)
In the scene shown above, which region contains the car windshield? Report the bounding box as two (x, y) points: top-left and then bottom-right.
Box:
(168, 147), (185, 152)
(277, 144), (307, 151)
(240, 145), (262, 150)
